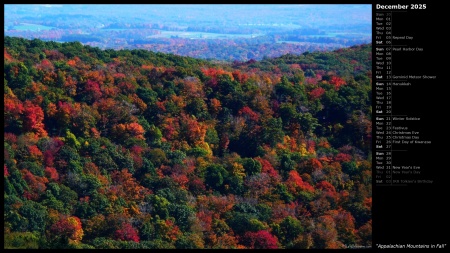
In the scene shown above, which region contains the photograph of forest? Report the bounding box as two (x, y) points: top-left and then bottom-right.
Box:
(4, 4), (372, 249)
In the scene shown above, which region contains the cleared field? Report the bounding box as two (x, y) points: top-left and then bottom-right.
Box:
(8, 23), (56, 31)
(147, 30), (264, 39)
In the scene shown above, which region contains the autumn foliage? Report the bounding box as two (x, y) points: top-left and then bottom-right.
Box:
(4, 37), (372, 249)
(50, 216), (84, 242)
(114, 223), (140, 242)
(241, 230), (279, 249)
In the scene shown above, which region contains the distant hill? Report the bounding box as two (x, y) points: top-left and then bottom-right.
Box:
(4, 4), (371, 61)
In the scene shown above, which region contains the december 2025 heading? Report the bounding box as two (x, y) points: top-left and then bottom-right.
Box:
(376, 4), (426, 10)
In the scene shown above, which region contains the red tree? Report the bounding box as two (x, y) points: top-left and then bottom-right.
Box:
(44, 167), (59, 182)
(309, 87), (325, 100)
(22, 169), (48, 200)
(238, 106), (259, 122)
(4, 95), (24, 128)
(316, 181), (336, 193)
(84, 79), (102, 101)
(22, 100), (47, 137)
(241, 230), (279, 249)
(334, 153), (352, 162)
(286, 170), (314, 193)
(4, 165), (9, 177)
(255, 157), (280, 180)
(330, 76), (346, 90)
(114, 223), (140, 242)
(50, 216), (84, 242)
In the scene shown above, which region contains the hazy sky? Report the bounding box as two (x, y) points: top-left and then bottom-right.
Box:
(5, 4), (371, 28)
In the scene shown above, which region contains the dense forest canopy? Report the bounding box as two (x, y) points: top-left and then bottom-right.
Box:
(4, 36), (372, 249)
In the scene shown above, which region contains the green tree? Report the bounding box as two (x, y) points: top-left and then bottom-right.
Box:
(262, 118), (284, 147)
(205, 164), (228, 191)
(241, 158), (262, 177)
(18, 200), (48, 233)
(4, 62), (32, 90)
(271, 216), (304, 247)
(148, 195), (170, 220)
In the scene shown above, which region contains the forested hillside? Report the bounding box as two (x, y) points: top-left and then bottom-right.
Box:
(4, 36), (372, 249)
